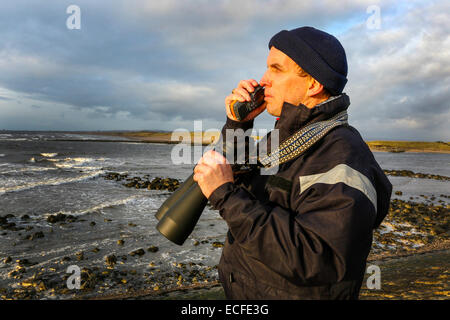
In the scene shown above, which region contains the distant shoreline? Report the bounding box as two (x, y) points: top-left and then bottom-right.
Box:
(365, 140), (450, 154)
(76, 131), (450, 154)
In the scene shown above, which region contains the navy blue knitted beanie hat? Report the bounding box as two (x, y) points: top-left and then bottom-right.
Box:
(269, 26), (348, 95)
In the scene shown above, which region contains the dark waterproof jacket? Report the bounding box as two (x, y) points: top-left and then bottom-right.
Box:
(208, 94), (392, 300)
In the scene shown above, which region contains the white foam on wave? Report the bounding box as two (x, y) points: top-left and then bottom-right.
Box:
(0, 169), (104, 194)
(0, 154), (5, 157)
(44, 195), (142, 217)
(0, 166), (59, 174)
(40, 153), (58, 157)
(53, 157), (97, 169)
(2, 138), (28, 141)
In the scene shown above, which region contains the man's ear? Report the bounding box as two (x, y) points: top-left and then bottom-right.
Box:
(306, 78), (324, 97)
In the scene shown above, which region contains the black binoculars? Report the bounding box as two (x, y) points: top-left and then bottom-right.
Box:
(155, 85), (265, 245)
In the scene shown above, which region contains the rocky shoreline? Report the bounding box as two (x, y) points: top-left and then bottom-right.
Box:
(383, 169), (450, 181)
(0, 170), (448, 300)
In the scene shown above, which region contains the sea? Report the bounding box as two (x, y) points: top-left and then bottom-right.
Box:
(0, 131), (449, 297)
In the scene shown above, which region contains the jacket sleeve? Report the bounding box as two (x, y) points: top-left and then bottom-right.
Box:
(208, 177), (378, 285)
(214, 117), (255, 165)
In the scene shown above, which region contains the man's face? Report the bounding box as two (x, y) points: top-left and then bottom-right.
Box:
(260, 47), (311, 117)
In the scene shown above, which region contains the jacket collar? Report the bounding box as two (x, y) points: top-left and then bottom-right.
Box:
(274, 93), (350, 142)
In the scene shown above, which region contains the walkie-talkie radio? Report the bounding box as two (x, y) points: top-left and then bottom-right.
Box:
(229, 85), (265, 121)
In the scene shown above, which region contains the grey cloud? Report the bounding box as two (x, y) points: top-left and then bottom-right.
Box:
(0, 0), (448, 140)
(341, 1), (450, 140)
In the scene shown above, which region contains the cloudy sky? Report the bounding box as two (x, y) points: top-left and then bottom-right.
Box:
(0, 0), (448, 141)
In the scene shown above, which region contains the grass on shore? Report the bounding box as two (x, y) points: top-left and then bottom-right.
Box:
(90, 131), (450, 153)
(366, 141), (450, 153)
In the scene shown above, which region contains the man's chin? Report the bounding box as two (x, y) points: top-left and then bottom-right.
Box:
(266, 105), (281, 117)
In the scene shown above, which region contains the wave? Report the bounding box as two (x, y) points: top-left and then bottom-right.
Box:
(1, 156), (105, 178)
(0, 154), (5, 157)
(2, 138), (28, 141)
(40, 153), (58, 157)
(53, 157), (100, 169)
(0, 166), (59, 174)
(0, 170), (104, 194)
(44, 195), (142, 217)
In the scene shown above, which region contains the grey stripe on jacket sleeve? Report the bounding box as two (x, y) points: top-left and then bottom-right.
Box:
(299, 164), (377, 212)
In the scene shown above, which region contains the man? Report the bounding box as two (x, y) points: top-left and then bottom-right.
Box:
(193, 26), (392, 299)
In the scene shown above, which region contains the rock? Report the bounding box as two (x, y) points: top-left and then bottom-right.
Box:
(395, 191), (403, 196)
(76, 251), (84, 261)
(212, 241), (224, 248)
(16, 259), (36, 267)
(117, 239), (124, 246)
(90, 221), (96, 226)
(105, 255), (117, 267)
(4, 256), (12, 264)
(66, 215), (77, 223)
(26, 231), (44, 240)
(21, 215), (30, 220)
(1, 222), (18, 231)
(129, 249), (145, 257)
(46, 213), (67, 223)
(92, 247), (100, 253)
(147, 246), (159, 253)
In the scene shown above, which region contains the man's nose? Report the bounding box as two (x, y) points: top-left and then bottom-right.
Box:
(260, 72), (271, 87)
